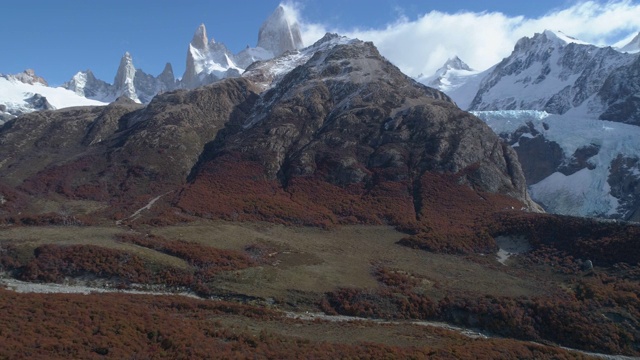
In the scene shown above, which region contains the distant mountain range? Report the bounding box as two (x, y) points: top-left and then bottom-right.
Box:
(64, 5), (303, 103)
(0, 5), (303, 123)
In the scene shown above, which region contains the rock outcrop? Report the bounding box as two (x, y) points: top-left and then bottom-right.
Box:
(598, 55), (640, 125)
(6, 69), (48, 86)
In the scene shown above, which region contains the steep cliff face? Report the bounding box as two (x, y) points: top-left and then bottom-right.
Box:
(113, 52), (140, 103)
(598, 55), (640, 125)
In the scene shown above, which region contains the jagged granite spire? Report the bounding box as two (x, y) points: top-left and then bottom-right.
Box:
(257, 5), (303, 57)
(183, 24), (209, 89)
(157, 62), (176, 92)
(191, 23), (209, 50)
(113, 52), (140, 103)
(181, 23), (240, 89)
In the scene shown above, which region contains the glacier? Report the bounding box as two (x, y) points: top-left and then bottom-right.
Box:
(473, 109), (640, 218)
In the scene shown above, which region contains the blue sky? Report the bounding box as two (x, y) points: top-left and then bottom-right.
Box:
(1, 0), (639, 85)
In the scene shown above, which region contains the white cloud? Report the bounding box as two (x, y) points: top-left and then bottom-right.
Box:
(293, 0), (640, 78)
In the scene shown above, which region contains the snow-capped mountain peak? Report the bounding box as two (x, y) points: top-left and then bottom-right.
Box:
(181, 24), (242, 89)
(243, 33), (355, 92)
(418, 56), (481, 108)
(56, 5), (310, 101)
(180, 5), (306, 88)
(441, 56), (472, 72)
(542, 29), (591, 46)
(257, 5), (304, 58)
(4, 69), (48, 86)
(64, 70), (112, 100)
(467, 30), (633, 114)
(0, 70), (107, 124)
(427, 56), (474, 81)
(63, 52), (177, 104)
(618, 32), (640, 53)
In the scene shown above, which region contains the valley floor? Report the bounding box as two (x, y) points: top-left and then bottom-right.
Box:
(0, 220), (638, 358)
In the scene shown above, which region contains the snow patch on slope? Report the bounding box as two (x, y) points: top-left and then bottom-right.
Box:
(544, 29), (592, 46)
(241, 34), (357, 129)
(189, 43), (242, 78)
(243, 33), (356, 92)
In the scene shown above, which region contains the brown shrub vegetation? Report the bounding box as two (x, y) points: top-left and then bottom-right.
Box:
(13, 244), (152, 284)
(321, 266), (640, 356)
(0, 182), (28, 215)
(177, 152), (426, 228)
(19, 155), (110, 201)
(115, 233), (266, 296)
(398, 171), (523, 254)
(176, 153), (338, 227)
(116, 233), (255, 280)
(0, 212), (94, 227)
(0, 289), (587, 359)
(490, 212), (640, 267)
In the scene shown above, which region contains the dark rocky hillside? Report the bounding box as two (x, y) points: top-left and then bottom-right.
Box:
(1, 39), (538, 231)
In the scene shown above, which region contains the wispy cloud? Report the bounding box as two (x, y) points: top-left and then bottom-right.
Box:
(293, 0), (640, 77)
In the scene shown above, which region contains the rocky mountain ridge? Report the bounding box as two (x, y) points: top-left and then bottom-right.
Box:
(181, 38), (539, 221)
(468, 30), (635, 116)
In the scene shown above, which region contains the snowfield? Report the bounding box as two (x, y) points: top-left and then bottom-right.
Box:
(0, 76), (106, 122)
(0, 77), (106, 109)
